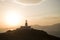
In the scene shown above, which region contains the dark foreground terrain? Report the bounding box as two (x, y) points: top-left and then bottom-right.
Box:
(0, 28), (60, 40)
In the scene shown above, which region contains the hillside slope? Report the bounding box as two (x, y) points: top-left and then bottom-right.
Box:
(0, 28), (60, 40)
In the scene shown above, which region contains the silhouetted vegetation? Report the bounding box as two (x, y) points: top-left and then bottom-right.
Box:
(0, 27), (60, 40)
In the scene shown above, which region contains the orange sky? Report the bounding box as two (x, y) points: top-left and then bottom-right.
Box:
(0, 0), (60, 32)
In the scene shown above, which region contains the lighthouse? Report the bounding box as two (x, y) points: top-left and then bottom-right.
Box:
(25, 20), (28, 27)
(20, 20), (31, 29)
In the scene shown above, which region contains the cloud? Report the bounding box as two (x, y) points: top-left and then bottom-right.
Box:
(15, 0), (46, 6)
(0, 0), (5, 2)
(44, 16), (60, 19)
(0, 0), (46, 6)
(43, 16), (60, 23)
(0, 0), (16, 3)
(17, 0), (42, 3)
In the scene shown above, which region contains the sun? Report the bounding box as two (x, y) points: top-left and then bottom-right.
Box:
(4, 10), (23, 27)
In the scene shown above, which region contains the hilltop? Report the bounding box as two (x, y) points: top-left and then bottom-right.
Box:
(0, 28), (60, 40)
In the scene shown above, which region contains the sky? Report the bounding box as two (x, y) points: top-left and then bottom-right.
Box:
(0, 0), (60, 32)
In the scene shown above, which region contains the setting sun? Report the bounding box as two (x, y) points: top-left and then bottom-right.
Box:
(4, 10), (23, 27)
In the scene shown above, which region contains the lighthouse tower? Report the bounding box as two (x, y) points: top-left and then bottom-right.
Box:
(25, 20), (28, 27)
(20, 20), (31, 29)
